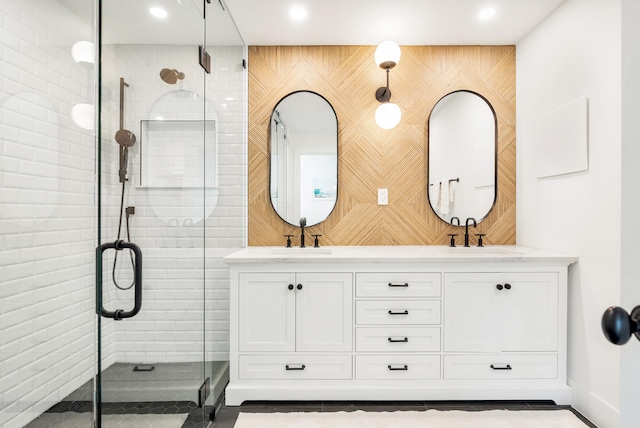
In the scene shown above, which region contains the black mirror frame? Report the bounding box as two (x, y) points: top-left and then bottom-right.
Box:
(426, 89), (498, 226)
(268, 90), (339, 227)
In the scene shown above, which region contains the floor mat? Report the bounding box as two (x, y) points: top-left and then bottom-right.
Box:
(234, 409), (590, 428)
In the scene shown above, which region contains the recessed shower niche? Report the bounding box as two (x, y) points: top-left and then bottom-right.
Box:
(139, 89), (217, 189)
(137, 89), (219, 224)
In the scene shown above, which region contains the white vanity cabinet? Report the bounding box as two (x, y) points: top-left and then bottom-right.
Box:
(443, 272), (559, 353)
(224, 246), (577, 406)
(238, 272), (353, 352)
(235, 271), (353, 383)
(354, 272), (442, 380)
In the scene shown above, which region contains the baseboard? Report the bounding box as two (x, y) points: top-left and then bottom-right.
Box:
(225, 382), (572, 406)
(569, 377), (619, 428)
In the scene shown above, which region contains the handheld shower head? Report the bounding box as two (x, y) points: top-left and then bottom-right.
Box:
(118, 146), (129, 183)
(115, 129), (136, 147)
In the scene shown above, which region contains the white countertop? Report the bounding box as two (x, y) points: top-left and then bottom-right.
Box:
(223, 245), (578, 264)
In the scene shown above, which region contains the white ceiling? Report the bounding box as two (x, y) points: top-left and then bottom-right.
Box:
(224, 0), (567, 46)
(58, 0), (568, 47)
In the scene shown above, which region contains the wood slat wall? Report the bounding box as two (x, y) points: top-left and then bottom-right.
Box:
(248, 45), (516, 246)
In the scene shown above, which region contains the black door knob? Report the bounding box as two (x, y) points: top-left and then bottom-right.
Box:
(297, 284), (303, 290)
(288, 284), (294, 290)
(602, 306), (640, 345)
(496, 284), (503, 290)
(504, 283), (511, 290)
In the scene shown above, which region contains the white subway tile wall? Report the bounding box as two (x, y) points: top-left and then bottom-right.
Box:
(0, 0), (247, 426)
(101, 44), (246, 363)
(0, 1), (97, 426)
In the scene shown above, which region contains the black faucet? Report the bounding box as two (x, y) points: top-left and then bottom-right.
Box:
(299, 217), (307, 248)
(464, 217), (477, 247)
(450, 216), (460, 226)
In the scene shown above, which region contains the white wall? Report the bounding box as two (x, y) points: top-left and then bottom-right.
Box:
(516, 0), (621, 426)
(0, 0), (97, 426)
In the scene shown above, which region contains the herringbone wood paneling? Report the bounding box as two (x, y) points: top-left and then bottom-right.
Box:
(249, 46), (516, 246)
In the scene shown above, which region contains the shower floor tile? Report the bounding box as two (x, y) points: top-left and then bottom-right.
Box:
(25, 361), (228, 428)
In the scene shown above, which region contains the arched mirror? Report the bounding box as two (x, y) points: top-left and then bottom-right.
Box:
(427, 90), (497, 224)
(270, 91), (338, 226)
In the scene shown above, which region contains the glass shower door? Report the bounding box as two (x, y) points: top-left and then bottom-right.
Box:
(96, 0), (210, 425)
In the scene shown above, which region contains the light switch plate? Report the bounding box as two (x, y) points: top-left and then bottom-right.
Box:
(378, 188), (388, 205)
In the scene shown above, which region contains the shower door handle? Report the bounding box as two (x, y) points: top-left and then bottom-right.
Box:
(96, 240), (142, 320)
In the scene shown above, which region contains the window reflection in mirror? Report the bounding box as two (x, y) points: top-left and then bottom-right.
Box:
(270, 91), (338, 226)
(428, 90), (497, 224)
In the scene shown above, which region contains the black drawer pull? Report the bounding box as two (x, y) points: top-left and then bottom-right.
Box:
(490, 364), (512, 370)
(504, 283), (511, 290)
(388, 310), (409, 315)
(285, 364), (306, 371)
(288, 284), (294, 290)
(496, 284), (504, 290)
(388, 365), (408, 371)
(388, 337), (408, 343)
(388, 283), (409, 287)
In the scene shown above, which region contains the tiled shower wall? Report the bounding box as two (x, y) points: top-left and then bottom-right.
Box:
(0, 0), (96, 426)
(100, 44), (246, 363)
(0, 2), (247, 427)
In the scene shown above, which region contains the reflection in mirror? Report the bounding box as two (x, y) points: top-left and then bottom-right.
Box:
(428, 90), (497, 224)
(270, 91), (338, 227)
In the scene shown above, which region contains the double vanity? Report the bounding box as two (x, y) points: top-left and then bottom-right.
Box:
(224, 245), (577, 406)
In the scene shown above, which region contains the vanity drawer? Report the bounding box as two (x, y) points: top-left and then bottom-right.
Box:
(444, 354), (557, 380)
(356, 327), (441, 352)
(356, 273), (441, 298)
(356, 355), (441, 380)
(356, 300), (441, 325)
(239, 355), (352, 380)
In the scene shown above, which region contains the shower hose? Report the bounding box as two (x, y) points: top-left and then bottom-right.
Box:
(113, 181), (136, 290)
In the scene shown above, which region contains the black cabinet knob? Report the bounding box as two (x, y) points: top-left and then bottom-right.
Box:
(496, 284), (503, 290)
(504, 283), (511, 290)
(602, 306), (640, 345)
(297, 284), (303, 290)
(288, 284), (294, 290)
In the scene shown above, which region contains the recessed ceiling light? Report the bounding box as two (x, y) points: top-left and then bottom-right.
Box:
(478, 8), (496, 20)
(150, 7), (168, 19)
(289, 5), (308, 22)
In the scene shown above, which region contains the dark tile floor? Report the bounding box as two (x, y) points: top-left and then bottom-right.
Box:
(25, 400), (215, 428)
(211, 400), (598, 428)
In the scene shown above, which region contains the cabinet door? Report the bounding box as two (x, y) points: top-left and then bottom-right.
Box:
(238, 272), (296, 352)
(444, 274), (500, 352)
(500, 273), (558, 351)
(295, 272), (353, 352)
(444, 273), (558, 352)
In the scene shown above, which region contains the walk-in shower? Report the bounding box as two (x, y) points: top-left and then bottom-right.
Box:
(1, 0), (247, 427)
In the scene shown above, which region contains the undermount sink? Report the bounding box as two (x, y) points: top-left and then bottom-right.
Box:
(270, 248), (332, 255)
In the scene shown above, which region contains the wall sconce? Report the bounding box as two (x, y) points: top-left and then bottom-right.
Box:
(374, 41), (401, 129)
